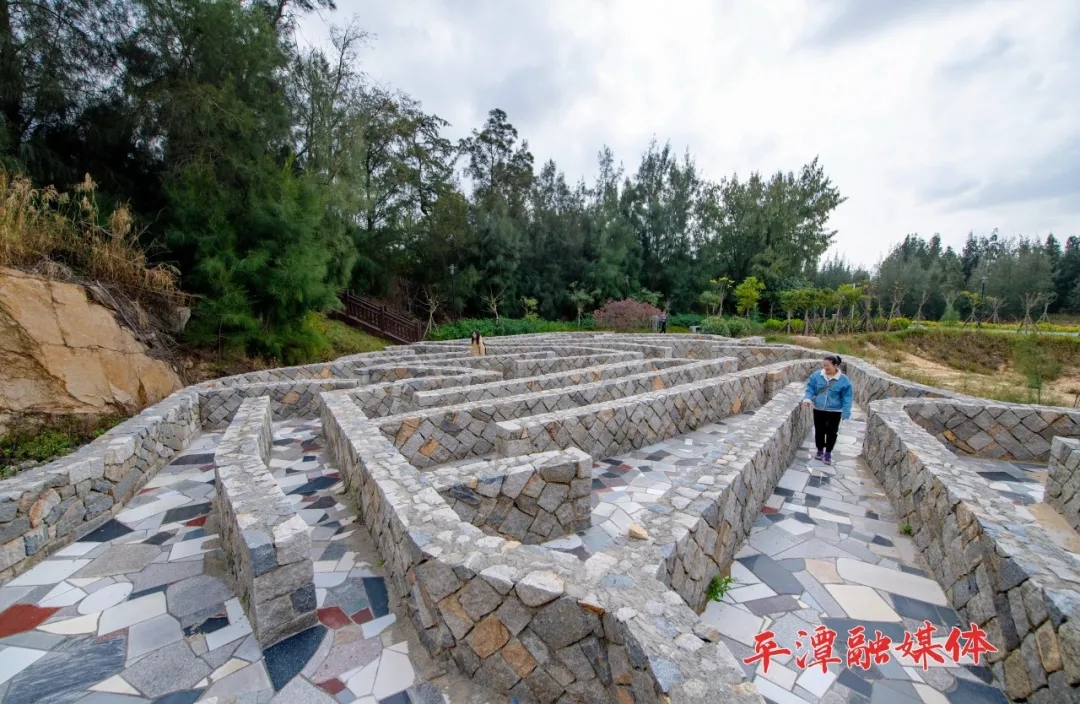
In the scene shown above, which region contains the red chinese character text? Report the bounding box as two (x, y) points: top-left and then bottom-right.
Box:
(897, 620), (946, 670)
(795, 625), (842, 673)
(846, 626), (893, 670)
(944, 623), (998, 666)
(743, 630), (792, 674)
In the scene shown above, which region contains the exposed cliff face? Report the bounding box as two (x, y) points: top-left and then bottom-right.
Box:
(0, 268), (183, 435)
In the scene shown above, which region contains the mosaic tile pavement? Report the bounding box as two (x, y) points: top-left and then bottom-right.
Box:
(0, 420), (457, 704)
(701, 409), (1008, 704)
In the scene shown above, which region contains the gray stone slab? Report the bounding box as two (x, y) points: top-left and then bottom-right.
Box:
(75, 544), (161, 578)
(122, 640), (211, 698)
(166, 574), (233, 618)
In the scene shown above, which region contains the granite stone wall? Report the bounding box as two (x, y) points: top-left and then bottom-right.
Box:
(411, 358), (688, 409)
(1046, 437), (1080, 533)
(0, 388), (200, 576)
(318, 390), (763, 704)
(349, 371), (503, 419)
(380, 358), (741, 468)
(214, 396), (318, 646)
(428, 450), (593, 544)
(649, 385), (813, 611)
(865, 398), (1080, 702)
(494, 359), (818, 461)
(906, 400), (1080, 463)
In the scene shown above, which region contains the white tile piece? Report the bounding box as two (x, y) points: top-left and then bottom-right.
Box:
(774, 518), (815, 536)
(387, 641), (409, 654)
(211, 658), (249, 682)
(115, 494), (190, 525)
(55, 542), (99, 557)
(0, 647), (47, 685)
(699, 601), (764, 647)
(127, 614), (183, 660)
(314, 572), (348, 588)
(89, 674), (140, 695)
(753, 676), (810, 704)
(168, 535), (215, 560)
(346, 659), (380, 696)
(372, 648), (415, 699)
(758, 661), (798, 689)
(205, 617), (253, 651)
(79, 582), (133, 615)
(39, 613), (99, 635)
(361, 614), (397, 639)
(725, 584), (777, 604)
(795, 664), (838, 697)
(825, 584), (901, 622)
(98, 592), (167, 635)
(39, 583), (87, 608)
(8, 559), (91, 586)
(835, 558), (948, 606)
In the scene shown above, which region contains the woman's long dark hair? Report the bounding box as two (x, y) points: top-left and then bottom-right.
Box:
(471, 330), (481, 343)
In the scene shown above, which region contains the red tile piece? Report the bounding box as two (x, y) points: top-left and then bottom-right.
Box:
(317, 607), (352, 630)
(761, 506), (779, 515)
(318, 678), (346, 695)
(0, 604), (60, 638)
(351, 607), (374, 625)
(185, 515), (208, 527)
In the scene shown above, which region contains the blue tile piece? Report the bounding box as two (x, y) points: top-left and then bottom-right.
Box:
(143, 531), (175, 546)
(378, 693), (409, 704)
(170, 453), (215, 466)
(262, 625), (327, 691)
(128, 583), (169, 601)
(82, 519), (133, 543)
(183, 616), (229, 637)
(5, 633), (126, 703)
(736, 554), (803, 595)
(946, 678), (1007, 703)
(362, 577), (390, 618)
(160, 503), (211, 525)
(153, 690), (204, 704)
(289, 476), (337, 496)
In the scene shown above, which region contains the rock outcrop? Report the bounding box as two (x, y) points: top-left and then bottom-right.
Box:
(0, 268), (183, 435)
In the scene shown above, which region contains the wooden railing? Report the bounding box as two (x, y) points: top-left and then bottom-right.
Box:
(334, 291), (425, 344)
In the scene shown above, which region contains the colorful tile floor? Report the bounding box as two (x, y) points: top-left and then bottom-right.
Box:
(0, 420), (453, 704)
(698, 409), (1008, 704)
(0, 405), (1031, 704)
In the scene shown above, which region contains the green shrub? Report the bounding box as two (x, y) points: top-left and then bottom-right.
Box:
(668, 313), (705, 328)
(725, 317), (752, 337)
(891, 317), (911, 330)
(761, 318), (786, 331)
(939, 305), (961, 326)
(429, 317), (590, 340)
(700, 317), (730, 336)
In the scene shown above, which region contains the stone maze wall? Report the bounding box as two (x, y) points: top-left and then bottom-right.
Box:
(214, 396), (318, 647)
(906, 400), (1080, 463)
(0, 389), (200, 576)
(6, 331), (1080, 702)
(349, 371), (504, 418)
(379, 357), (739, 469)
(428, 449), (593, 544)
(494, 359), (819, 461)
(318, 389), (762, 704)
(652, 384), (813, 612)
(411, 358), (687, 409)
(865, 398), (1080, 703)
(1046, 437), (1080, 533)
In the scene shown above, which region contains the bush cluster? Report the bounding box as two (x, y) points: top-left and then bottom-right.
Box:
(593, 299), (663, 332)
(699, 316), (754, 337)
(429, 317), (592, 341)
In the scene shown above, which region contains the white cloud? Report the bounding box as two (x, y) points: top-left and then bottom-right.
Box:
(298, 0), (1080, 268)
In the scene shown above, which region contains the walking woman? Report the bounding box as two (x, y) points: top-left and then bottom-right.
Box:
(802, 353), (853, 465)
(469, 330), (486, 357)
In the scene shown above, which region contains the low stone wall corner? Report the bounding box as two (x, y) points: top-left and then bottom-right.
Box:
(215, 396), (318, 646)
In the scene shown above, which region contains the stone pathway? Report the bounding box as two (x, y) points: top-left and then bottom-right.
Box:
(699, 409), (1008, 704)
(0, 420), (468, 704)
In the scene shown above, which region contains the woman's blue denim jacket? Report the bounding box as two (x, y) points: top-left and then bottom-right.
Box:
(804, 369), (853, 419)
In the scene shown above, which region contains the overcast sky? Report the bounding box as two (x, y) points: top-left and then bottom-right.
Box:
(297, 0), (1080, 269)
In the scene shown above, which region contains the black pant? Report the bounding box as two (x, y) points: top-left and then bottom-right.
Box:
(813, 409), (842, 452)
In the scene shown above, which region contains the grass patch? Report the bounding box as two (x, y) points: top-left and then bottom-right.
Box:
(307, 313), (389, 358)
(707, 574), (736, 602)
(900, 524), (913, 536)
(1, 414), (125, 478)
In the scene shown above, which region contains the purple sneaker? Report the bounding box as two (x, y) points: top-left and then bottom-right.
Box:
(815, 450), (824, 462)
(823, 452), (832, 465)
